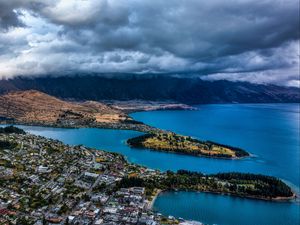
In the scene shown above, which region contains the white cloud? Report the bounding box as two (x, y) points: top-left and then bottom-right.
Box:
(0, 0), (298, 86)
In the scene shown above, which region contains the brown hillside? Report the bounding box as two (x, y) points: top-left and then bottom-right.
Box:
(0, 90), (130, 126)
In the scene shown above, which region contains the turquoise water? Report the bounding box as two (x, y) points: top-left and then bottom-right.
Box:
(132, 103), (300, 225)
(132, 104), (300, 189)
(5, 103), (300, 225)
(153, 191), (299, 225)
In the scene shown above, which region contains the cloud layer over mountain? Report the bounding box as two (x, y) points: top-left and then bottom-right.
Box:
(0, 0), (299, 86)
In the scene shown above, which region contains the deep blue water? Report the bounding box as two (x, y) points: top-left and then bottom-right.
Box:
(132, 103), (300, 225)
(132, 104), (300, 189)
(4, 103), (299, 225)
(153, 191), (299, 225)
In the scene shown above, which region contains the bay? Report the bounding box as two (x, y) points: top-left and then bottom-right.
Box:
(131, 104), (300, 189)
(153, 191), (299, 225)
(4, 103), (299, 225)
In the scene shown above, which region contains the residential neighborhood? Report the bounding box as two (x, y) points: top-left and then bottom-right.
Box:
(0, 129), (202, 225)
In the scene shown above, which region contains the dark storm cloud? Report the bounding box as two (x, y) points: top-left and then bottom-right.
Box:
(0, 0), (50, 30)
(0, 0), (299, 86)
(0, 1), (24, 29)
(49, 0), (298, 59)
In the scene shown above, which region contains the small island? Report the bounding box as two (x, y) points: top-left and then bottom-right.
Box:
(127, 132), (249, 158)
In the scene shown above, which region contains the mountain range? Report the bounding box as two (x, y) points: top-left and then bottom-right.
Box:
(0, 75), (299, 104)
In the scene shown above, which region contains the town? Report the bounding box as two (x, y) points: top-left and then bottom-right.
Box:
(0, 127), (294, 225)
(0, 127), (202, 225)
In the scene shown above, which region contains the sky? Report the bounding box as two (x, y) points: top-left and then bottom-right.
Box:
(0, 0), (299, 87)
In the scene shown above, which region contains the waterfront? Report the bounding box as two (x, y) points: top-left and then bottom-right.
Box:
(153, 191), (299, 225)
(132, 103), (300, 189)
(5, 103), (300, 225)
(134, 103), (300, 224)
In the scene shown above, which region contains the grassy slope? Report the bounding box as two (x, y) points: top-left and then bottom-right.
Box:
(128, 132), (249, 158)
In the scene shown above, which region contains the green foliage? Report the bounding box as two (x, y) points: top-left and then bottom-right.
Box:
(127, 132), (249, 158)
(17, 216), (32, 225)
(0, 126), (25, 134)
(213, 172), (293, 197)
(0, 158), (14, 168)
(0, 140), (17, 150)
(117, 170), (293, 199)
(118, 177), (145, 187)
(205, 141), (249, 157)
(127, 133), (153, 147)
(58, 203), (70, 215)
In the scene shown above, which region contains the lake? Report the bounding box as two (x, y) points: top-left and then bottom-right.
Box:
(132, 103), (300, 225)
(5, 103), (299, 225)
(132, 104), (300, 189)
(153, 191), (299, 225)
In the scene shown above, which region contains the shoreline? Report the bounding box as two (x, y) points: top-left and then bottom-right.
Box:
(127, 141), (250, 160)
(155, 189), (297, 203)
(149, 189), (162, 209)
(2, 120), (251, 160)
(0, 120), (161, 133)
(1, 126), (296, 203)
(126, 133), (250, 160)
(107, 100), (198, 113)
(150, 190), (298, 225)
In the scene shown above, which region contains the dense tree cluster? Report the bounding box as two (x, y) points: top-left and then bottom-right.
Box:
(0, 140), (17, 149)
(118, 177), (145, 188)
(118, 170), (293, 199)
(127, 133), (153, 148)
(0, 126), (25, 134)
(213, 172), (293, 197)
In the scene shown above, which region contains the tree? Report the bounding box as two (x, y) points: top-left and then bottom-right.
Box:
(65, 217), (69, 225)
(42, 216), (47, 225)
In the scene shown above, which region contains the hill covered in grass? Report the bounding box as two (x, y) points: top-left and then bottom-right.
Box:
(127, 132), (249, 158)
